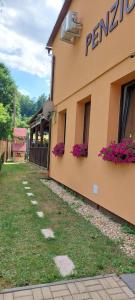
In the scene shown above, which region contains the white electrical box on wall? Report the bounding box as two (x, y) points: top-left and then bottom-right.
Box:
(93, 184), (99, 195)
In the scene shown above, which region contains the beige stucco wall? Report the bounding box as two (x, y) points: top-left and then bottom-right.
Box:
(49, 0), (135, 225)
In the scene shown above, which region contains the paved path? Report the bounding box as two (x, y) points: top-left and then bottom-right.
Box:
(0, 274), (135, 300)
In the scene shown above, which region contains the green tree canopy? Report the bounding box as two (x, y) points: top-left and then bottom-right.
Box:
(0, 103), (12, 139)
(0, 63), (48, 139)
(19, 94), (36, 117)
(0, 63), (17, 114)
(35, 94), (47, 111)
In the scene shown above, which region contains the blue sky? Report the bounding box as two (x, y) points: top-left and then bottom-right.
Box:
(0, 0), (64, 99)
(11, 69), (50, 99)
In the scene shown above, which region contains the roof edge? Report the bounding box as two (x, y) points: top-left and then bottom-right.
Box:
(29, 107), (43, 125)
(46, 0), (72, 49)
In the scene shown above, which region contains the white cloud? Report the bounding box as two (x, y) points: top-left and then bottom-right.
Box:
(46, 0), (63, 11)
(0, 0), (64, 85)
(18, 88), (31, 97)
(0, 24), (51, 78)
(7, 7), (17, 18)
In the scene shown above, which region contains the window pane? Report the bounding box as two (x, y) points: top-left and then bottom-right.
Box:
(125, 88), (135, 138)
(83, 102), (91, 144)
(57, 110), (67, 144)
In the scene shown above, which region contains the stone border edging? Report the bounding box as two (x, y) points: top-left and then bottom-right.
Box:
(0, 274), (116, 294)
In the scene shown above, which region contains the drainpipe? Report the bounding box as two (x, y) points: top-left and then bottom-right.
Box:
(47, 55), (56, 175)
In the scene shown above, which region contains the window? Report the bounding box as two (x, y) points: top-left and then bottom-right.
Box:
(75, 99), (91, 146)
(83, 102), (91, 144)
(57, 110), (67, 144)
(119, 81), (135, 140)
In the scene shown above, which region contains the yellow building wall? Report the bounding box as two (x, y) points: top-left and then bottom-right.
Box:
(49, 0), (135, 225)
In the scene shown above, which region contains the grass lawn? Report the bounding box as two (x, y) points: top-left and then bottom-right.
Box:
(0, 163), (135, 289)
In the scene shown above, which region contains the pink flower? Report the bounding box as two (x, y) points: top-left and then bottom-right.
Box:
(98, 138), (135, 164)
(52, 143), (64, 157)
(71, 144), (88, 157)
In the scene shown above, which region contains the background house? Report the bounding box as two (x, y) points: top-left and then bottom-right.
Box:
(13, 128), (27, 162)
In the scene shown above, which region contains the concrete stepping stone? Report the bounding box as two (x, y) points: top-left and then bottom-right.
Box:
(37, 211), (44, 218)
(121, 274), (135, 293)
(26, 192), (34, 197)
(41, 228), (55, 239)
(22, 181), (28, 185)
(24, 186), (31, 190)
(54, 255), (75, 277)
(31, 200), (38, 205)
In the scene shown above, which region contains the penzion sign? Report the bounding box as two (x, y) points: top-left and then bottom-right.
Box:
(86, 0), (135, 56)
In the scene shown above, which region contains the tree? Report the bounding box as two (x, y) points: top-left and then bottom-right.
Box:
(35, 94), (47, 111)
(19, 93), (48, 118)
(19, 94), (36, 117)
(0, 63), (48, 140)
(0, 103), (12, 139)
(16, 115), (30, 129)
(0, 63), (17, 114)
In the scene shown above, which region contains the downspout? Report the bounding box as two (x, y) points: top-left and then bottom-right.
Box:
(47, 54), (56, 174)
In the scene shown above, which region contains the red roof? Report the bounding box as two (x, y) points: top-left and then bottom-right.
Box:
(13, 128), (27, 137)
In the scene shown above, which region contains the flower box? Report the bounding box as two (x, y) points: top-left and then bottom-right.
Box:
(71, 144), (88, 158)
(98, 138), (135, 164)
(52, 143), (65, 157)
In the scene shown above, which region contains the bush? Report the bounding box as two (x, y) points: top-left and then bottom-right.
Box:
(98, 138), (135, 163)
(0, 152), (4, 171)
(71, 144), (88, 157)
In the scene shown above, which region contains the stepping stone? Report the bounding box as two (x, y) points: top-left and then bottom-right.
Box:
(26, 193), (34, 197)
(121, 274), (135, 293)
(22, 181), (28, 185)
(24, 187), (31, 190)
(54, 256), (75, 277)
(41, 228), (55, 239)
(31, 200), (38, 205)
(37, 211), (44, 218)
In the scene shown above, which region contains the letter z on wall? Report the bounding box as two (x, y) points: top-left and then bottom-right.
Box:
(86, 0), (135, 56)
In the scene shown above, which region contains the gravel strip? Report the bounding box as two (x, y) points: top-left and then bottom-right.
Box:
(40, 179), (135, 257)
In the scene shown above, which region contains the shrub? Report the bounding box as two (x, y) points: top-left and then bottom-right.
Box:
(0, 159), (2, 171)
(0, 152), (4, 171)
(71, 144), (88, 157)
(122, 223), (135, 235)
(98, 138), (135, 163)
(52, 143), (65, 157)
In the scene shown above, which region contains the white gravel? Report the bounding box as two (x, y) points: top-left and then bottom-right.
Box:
(40, 179), (135, 257)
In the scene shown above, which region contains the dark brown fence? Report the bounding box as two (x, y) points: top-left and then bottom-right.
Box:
(29, 147), (48, 168)
(0, 140), (12, 162)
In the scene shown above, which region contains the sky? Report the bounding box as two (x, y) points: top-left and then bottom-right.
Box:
(0, 0), (64, 99)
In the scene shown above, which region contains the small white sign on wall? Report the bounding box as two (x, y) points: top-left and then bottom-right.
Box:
(93, 184), (99, 195)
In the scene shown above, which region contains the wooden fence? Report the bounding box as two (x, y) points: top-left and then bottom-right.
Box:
(0, 140), (12, 162)
(29, 147), (48, 168)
